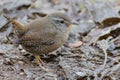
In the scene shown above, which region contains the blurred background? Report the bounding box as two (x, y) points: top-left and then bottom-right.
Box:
(0, 0), (120, 80)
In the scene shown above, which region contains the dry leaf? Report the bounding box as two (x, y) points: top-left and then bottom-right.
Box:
(69, 41), (83, 48)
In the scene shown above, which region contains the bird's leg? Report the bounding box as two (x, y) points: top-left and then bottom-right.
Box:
(35, 55), (44, 66)
(34, 55), (49, 71)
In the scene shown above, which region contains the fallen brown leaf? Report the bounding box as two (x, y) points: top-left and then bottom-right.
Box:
(68, 41), (83, 48)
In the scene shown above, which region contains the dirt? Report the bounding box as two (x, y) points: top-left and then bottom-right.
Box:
(0, 0), (120, 80)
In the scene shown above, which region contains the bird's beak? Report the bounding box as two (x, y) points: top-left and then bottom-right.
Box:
(71, 20), (79, 25)
(66, 20), (79, 27)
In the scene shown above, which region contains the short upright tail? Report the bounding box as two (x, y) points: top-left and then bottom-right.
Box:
(3, 15), (25, 35)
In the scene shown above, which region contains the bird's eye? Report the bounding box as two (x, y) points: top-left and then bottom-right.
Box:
(60, 20), (64, 23)
(53, 17), (65, 24)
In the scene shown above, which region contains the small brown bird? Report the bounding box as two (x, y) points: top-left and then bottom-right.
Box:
(4, 12), (72, 66)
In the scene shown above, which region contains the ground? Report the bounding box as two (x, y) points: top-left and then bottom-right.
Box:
(0, 0), (120, 80)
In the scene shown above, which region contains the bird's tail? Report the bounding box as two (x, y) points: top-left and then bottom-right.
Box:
(3, 15), (25, 36)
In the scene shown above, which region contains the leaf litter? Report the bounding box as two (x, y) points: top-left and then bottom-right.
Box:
(0, 0), (120, 80)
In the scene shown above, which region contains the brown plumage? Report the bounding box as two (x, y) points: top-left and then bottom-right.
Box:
(4, 12), (72, 66)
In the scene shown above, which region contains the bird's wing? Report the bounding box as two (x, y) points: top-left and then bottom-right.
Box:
(18, 31), (57, 47)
